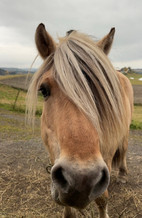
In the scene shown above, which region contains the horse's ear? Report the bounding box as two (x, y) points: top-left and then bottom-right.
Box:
(97, 28), (115, 55)
(35, 23), (55, 59)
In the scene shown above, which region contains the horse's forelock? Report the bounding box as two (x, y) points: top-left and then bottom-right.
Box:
(53, 32), (127, 149)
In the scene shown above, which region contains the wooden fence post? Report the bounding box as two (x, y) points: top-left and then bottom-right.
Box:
(13, 88), (21, 110)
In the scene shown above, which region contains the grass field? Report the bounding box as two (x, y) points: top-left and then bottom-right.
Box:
(0, 84), (42, 114)
(125, 73), (142, 85)
(0, 83), (142, 129)
(131, 104), (142, 129)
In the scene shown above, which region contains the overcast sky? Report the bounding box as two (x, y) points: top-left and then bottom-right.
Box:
(0, 0), (142, 69)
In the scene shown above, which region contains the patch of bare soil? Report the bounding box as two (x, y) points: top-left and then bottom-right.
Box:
(0, 75), (31, 90)
(0, 110), (142, 217)
(133, 85), (142, 104)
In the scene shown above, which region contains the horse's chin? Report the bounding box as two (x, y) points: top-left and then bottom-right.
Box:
(51, 183), (65, 206)
(51, 183), (89, 209)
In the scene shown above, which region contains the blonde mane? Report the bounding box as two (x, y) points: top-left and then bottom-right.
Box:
(26, 31), (127, 148)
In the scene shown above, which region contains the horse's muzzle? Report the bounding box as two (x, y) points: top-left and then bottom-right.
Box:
(51, 160), (110, 209)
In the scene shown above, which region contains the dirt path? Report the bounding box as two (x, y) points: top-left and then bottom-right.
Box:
(0, 110), (142, 217)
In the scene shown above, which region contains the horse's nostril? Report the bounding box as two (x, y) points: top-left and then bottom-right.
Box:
(52, 166), (68, 189)
(97, 169), (108, 186)
(89, 167), (110, 200)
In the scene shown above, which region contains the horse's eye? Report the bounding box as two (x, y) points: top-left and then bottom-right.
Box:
(39, 84), (50, 99)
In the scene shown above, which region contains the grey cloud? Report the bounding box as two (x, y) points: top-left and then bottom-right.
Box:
(0, 0), (142, 67)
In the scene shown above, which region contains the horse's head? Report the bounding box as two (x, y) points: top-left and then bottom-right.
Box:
(28, 24), (121, 209)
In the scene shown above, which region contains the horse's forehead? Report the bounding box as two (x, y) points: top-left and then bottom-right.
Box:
(40, 69), (54, 84)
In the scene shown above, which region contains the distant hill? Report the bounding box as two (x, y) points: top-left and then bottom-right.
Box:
(0, 67), (37, 76)
(0, 68), (7, 75)
(0, 67), (142, 76)
(133, 69), (142, 74)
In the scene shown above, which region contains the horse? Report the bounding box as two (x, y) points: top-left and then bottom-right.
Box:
(26, 23), (133, 218)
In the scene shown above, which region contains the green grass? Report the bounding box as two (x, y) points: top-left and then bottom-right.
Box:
(130, 105), (142, 129)
(0, 110), (40, 140)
